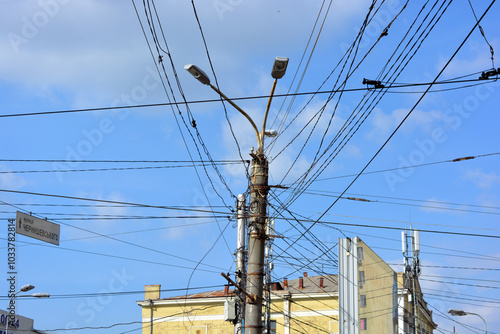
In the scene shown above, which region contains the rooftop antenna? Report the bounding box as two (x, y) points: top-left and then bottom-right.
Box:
(402, 229), (409, 272)
(403, 213), (422, 334)
(412, 229), (421, 277)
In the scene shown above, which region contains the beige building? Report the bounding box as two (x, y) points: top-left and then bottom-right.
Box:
(137, 236), (436, 334)
(338, 236), (437, 334)
(354, 238), (399, 333)
(137, 274), (339, 333)
(397, 272), (437, 334)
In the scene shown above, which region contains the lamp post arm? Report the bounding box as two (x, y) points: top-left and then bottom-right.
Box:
(467, 312), (487, 334)
(260, 78), (277, 149)
(208, 83), (262, 150)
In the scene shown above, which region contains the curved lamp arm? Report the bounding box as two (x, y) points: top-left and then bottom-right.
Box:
(184, 59), (288, 154)
(466, 312), (487, 334)
(448, 309), (487, 334)
(260, 78), (277, 152)
(208, 83), (262, 150)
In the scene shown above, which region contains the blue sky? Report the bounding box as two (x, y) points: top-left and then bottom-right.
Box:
(1, 0), (499, 333)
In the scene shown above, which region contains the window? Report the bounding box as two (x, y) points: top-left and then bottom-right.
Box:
(357, 247), (364, 265)
(360, 318), (367, 330)
(360, 294), (366, 308)
(359, 271), (365, 288)
(263, 320), (276, 333)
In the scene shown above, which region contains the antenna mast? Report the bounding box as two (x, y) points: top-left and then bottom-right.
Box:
(402, 227), (421, 334)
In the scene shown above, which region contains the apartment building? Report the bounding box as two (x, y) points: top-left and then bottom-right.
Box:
(137, 236), (436, 334)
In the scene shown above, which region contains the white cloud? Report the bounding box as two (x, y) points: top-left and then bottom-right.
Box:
(463, 168), (500, 189)
(406, 109), (443, 132)
(0, 164), (27, 189)
(295, 99), (338, 134)
(366, 107), (444, 142)
(343, 143), (362, 158)
(92, 191), (129, 218)
(476, 193), (500, 209)
(159, 204), (215, 241)
(269, 151), (312, 184)
(440, 39), (500, 77)
(219, 96), (357, 185)
(68, 190), (130, 239)
(365, 108), (405, 141)
(419, 197), (458, 215)
(0, 0), (372, 109)
(162, 219), (190, 240)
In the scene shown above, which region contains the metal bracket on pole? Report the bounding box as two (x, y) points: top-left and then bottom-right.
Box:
(221, 272), (256, 303)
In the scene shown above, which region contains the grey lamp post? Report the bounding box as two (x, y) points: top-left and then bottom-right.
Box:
(448, 309), (487, 334)
(6, 285), (50, 333)
(185, 57), (288, 334)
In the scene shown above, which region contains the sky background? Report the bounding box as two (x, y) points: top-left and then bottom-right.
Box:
(0, 0), (499, 333)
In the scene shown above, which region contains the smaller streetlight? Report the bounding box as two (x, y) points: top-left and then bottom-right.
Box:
(6, 285), (49, 332)
(448, 309), (487, 334)
(270, 57), (289, 79)
(19, 284), (35, 293)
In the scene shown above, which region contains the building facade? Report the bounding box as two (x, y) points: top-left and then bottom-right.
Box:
(339, 236), (399, 333)
(138, 236), (436, 334)
(137, 275), (339, 333)
(397, 273), (437, 334)
(0, 310), (44, 334)
(338, 236), (437, 334)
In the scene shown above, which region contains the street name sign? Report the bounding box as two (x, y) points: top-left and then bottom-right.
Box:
(16, 211), (60, 246)
(1, 309), (35, 333)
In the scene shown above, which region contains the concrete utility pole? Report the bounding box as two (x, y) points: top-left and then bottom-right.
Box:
(235, 193), (246, 334)
(245, 152), (269, 333)
(185, 57), (289, 334)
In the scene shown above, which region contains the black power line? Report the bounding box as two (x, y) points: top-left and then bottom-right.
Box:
(0, 78), (495, 119)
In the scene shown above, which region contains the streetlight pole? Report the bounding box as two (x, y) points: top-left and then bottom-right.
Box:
(245, 145), (268, 334)
(235, 193), (246, 334)
(5, 284), (49, 333)
(448, 309), (487, 334)
(185, 57), (288, 334)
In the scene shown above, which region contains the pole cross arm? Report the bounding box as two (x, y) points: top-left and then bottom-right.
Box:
(221, 272), (256, 303)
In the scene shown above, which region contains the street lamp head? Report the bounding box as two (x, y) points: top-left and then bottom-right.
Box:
(448, 309), (467, 316)
(32, 293), (50, 298)
(19, 284), (35, 292)
(264, 129), (278, 137)
(184, 64), (211, 85)
(271, 57), (289, 79)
